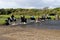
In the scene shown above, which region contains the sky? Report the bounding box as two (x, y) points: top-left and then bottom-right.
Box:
(0, 0), (60, 9)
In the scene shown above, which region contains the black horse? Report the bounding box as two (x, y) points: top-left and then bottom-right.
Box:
(30, 16), (35, 20)
(5, 17), (11, 25)
(21, 16), (27, 23)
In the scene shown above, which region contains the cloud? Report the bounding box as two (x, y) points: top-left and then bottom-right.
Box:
(0, 0), (60, 8)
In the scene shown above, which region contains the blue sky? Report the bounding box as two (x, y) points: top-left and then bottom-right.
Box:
(0, 0), (60, 8)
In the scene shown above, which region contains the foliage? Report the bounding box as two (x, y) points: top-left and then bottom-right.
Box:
(0, 7), (60, 15)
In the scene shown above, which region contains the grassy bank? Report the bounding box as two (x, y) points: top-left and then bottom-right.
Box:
(0, 15), (59, 24)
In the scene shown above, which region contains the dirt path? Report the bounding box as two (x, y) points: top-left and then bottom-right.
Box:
(0, 26), (60, 40)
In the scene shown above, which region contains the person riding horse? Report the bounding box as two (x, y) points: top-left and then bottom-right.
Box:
(21, 16), (27, 23)
(5, 15), (16, 25)
(30, 16), (35, 20)
(10, 15), (16, 22)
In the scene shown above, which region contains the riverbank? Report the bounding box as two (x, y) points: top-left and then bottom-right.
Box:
(0, 26), (60, 40)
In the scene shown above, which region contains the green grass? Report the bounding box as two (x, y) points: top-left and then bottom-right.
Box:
(48, 16), (56, 20)
(0, 15), (59, 25)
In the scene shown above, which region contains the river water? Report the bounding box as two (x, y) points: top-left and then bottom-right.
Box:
(12, 19), (60, 30)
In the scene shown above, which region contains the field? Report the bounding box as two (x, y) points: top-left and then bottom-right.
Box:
(0, 26), (60, 40)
